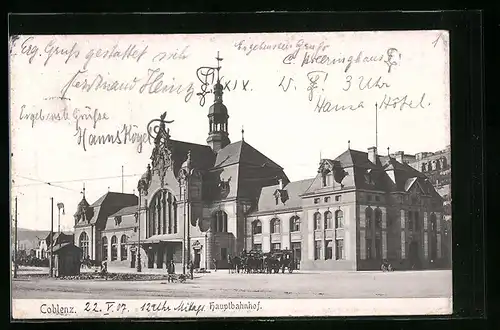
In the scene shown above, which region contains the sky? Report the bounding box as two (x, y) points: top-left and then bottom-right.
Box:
(9, 31), (450, 231)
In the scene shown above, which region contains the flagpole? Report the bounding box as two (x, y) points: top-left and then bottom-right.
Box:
(375, 103), (378, 152)
(122, 166), (124, 193)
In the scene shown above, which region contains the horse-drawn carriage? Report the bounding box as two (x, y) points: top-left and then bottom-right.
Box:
(264, 249), (294, 274)
(235, 249), (295, 274)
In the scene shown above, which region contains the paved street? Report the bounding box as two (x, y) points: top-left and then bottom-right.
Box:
(11, 268), (452, 299)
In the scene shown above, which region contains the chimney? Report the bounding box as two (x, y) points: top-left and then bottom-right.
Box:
(395, 151), (405, 163)
(368, 146), (377, 164)
(278, 178), (284, 190)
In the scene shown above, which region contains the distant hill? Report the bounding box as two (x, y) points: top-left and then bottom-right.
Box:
(12, 228), (51, 242)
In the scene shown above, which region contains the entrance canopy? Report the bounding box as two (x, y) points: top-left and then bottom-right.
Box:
(142, 234), (183, 244)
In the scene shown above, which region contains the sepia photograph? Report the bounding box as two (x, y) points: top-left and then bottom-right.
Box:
(9, 30), (452, 318)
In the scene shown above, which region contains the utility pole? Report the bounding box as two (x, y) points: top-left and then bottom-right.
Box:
(50, 197), (54, 277)
(122, 166), (124, 193)
(13, 196), (18, 278)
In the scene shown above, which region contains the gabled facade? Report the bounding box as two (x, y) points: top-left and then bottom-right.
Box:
(73, 190), (137, 260)
(246, 147), (446, 271)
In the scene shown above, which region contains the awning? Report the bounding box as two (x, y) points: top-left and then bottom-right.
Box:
(141, 234), (183, 244)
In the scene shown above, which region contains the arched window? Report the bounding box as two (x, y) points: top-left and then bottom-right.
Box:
(270, 218), (281, 234)
(313, 212), (322, 230)
(335, 210), (344, 229)
(149, 189), (178, 237)
(102, 236), (108, 261)
(290, 216), (301, 232)
(374, 208), (382, 230)
(120, 235), (127, 260)
(365, 207), (373, 230)
(440, 157), (448, 169)
(252, 220), (262, 234)
(324, 211), (333, 229)
(79, 232), (89, 258)
(111, 235), (118, 261)
(213, 211), (228, 233)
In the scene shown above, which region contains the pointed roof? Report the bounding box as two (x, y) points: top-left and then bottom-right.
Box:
(333, 149), (380, 169)
(169, 139), (216, 172)
(213, 140), (283, 170)
(74, 192), (138, 227)
(89, 192), (137, 208)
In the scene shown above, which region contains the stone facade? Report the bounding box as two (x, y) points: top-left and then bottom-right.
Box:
(72, 57), (450, 272)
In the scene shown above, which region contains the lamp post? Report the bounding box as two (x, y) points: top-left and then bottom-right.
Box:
(57, 203), (65, 235)
(135, 192), (142, 273)
(50, 197), (54, 277)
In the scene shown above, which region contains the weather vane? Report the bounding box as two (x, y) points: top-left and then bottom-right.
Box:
(216, 51), (223, 82)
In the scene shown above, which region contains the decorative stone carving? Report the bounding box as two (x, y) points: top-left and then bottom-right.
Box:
(148, 112), (175, 188)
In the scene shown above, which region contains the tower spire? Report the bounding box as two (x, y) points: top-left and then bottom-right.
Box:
(81, 183), (86, 199)
(241, 126), (245, 141)
(207, 51), (230, 153)
(348, 140), (351, 150)
(216, 51), (223, 83)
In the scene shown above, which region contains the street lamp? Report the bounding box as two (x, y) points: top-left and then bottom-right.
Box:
(57, 203), (65, 235)
(136, 167), (151, 273)
(135, 196), (142, 273)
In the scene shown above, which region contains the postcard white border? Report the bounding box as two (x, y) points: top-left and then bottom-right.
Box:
(11, 298), (452, 319)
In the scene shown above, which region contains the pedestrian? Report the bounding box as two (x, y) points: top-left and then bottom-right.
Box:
(101, 261), (108, 280)
(188, 260), (194, 280)
(212, 258), (217, 272)
(167, 260), (175, 282)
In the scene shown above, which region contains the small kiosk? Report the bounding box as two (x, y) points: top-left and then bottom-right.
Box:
(52, 243), (83, 277)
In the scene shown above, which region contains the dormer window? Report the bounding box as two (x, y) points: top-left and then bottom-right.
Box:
(364, 169), (375, 185)
(114, 216), (122, 226)
(274, 189), (289, 205)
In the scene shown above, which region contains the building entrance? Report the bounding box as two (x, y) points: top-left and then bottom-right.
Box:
(408, 241), (420, 269)
(291, 242), (301, 269)
(193, 249), (201, 269)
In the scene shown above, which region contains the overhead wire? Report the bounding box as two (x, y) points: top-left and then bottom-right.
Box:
(11, 173), (143, 188)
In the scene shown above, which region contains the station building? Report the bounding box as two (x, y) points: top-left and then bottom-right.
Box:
(73, 58), (448, 271)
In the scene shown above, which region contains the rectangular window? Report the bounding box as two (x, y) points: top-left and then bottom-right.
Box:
(271, 243), (281, 251)
(366, 238), (372, 259)
(314, 241), (321, 260)
(415, 211), (420, 231)
(325, 240), (333, 260)
(408, 211), (413, 231)
(324, 196), (331, 203)
(375, 196), (380, 202)
(252, 244), (262, 251)
(221, 248), (227, 260)
(375, 237), (382, 259)
(335, 239), (345, 260)
(335, 195), (341, 202)
(367, 195), (372, 201)
(314, 198), (320, 204)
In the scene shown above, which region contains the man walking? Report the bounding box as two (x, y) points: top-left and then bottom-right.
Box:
(167, 260), (175, 283)
(188, 260), (194, 280)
